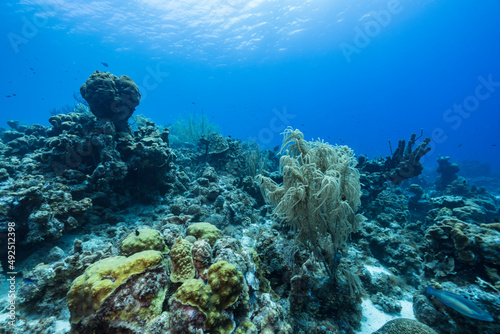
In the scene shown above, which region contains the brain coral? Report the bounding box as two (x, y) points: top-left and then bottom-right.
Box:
(80, 70), (141, 132)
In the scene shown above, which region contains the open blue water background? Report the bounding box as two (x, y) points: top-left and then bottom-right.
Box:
(1, 0), (500, 171)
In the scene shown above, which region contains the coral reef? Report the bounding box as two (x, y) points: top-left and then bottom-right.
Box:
(66, 250), (165, 324)
(3, 81), (500, 334)
(0, 110), (175, 248)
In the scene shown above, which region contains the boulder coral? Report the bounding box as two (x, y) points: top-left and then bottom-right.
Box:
(171, 261), (245, 334)
(120, 228), (168, 256)
(66, 250), (165, 327)
(186, 222), (223, 247)
(80, 70), (141, 132)
(207, 261), (244, 309)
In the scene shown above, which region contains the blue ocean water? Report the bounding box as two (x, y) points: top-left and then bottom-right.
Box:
(1, 0), (500, 171)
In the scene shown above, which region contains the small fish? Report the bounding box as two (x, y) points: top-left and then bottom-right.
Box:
(426, 286), (494, 322)
(101, 62), (109, 67)
(12, 94), (16, 96)
(192, 102), (195, 104)
(135, 229), (140, 236)
(457, 143), (463, 148)
(23, 278), (39, 286)
(6, 95), (11, 98)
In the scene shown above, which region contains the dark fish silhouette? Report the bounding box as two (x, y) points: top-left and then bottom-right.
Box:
(23, 278), (39, 286)
(101, 62), (109, 67)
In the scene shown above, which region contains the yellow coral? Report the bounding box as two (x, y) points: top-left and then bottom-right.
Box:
(170, 237), (195, 283)
(186, 222), (223, 247)
(172, 261), (245, 334)
(120, 228), (168, 256)
(173, 278), (211, 309)
(208, 261), (244, 310)
(67, 250), (163, 324)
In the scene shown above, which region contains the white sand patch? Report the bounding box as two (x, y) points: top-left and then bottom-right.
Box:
(54, 320), (71, 333)
(357, 298), (416, 333)
(364, 264), (392, 276)
(356, 264), (416, 333)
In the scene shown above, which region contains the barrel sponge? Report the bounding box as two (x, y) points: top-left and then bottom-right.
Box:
(120, 228), (168, 256)
(186, 222), (223, 247)
(170, 237), (195, 283)
(66, 250), (163, 323)
(208, 261), (244, 310)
